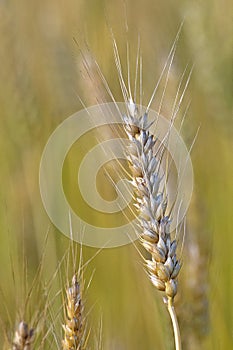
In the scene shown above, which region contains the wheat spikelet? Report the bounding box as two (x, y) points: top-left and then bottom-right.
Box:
(12, 321), (34, 350)
(62, 274), (83, 350)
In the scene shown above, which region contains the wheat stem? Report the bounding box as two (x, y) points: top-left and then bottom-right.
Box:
(167, 298), (182, 350)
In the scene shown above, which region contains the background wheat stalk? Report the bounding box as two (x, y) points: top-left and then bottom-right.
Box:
(124, 100), (182, 349)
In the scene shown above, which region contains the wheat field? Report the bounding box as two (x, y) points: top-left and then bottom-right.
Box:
(0, 0), (232, 349)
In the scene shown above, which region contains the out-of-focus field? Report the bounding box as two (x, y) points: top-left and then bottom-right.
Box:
(0, 0), (232, 349)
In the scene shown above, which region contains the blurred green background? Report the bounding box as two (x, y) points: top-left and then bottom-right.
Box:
(0, 0), (232, 349)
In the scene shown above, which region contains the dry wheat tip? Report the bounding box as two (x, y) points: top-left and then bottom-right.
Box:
(124, 99), (181, 302)
(12, 321), (34, 350)
(62, 274), (83, 350)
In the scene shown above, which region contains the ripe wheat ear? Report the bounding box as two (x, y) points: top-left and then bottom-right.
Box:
(123, 100), (182, 350)
(106, 27), (185, 348)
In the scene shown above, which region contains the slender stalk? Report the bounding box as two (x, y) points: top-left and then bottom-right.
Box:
(167, 298), (182, 350)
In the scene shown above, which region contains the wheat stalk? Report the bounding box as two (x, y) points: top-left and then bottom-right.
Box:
(124, 99), (182, 350)
(12, 321), (34, 350)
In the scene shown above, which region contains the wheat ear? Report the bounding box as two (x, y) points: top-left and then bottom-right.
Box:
(124, 100), (182, 350)
(62, 274), (84, 350)
(12, 321), (34, 350)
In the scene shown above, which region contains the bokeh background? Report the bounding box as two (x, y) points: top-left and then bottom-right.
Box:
(0, 0), (232, 349)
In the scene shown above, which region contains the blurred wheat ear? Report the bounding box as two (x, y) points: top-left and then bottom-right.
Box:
(12, 321), (34, 350)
